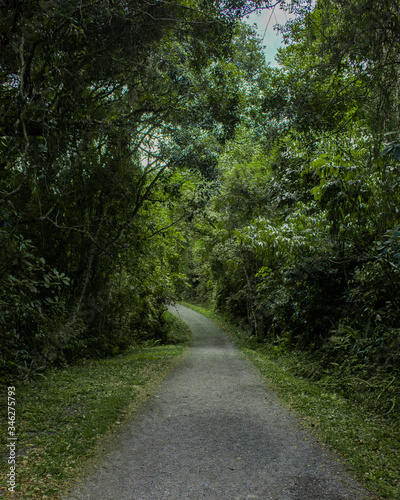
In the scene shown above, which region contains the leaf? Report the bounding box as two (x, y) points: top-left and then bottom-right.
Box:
(381, 145), (395, 155)
(312, 155), (329, 169)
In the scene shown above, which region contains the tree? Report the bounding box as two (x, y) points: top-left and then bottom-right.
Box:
(0, 0), (273, 378)
(186, 0), (400, 414)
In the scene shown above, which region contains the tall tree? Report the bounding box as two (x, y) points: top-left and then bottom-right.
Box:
(0, 0), (272, 378)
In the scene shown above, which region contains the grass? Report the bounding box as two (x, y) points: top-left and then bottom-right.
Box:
(181, 302), (400, 500)
(0, 312), (190, 499)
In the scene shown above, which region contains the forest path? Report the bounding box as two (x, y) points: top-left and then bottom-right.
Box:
(66, 304), (373, 500)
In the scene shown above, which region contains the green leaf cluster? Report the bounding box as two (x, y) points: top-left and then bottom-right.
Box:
(184, 0), (400, 425)
(0, 0), (269, 380)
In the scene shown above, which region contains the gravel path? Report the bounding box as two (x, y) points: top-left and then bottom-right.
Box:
(65, 304), (373, 500)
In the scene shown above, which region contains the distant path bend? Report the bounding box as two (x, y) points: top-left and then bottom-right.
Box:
(66, 304), (373, 500)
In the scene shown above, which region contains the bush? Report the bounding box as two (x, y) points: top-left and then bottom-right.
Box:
(0, 233), (72, 381)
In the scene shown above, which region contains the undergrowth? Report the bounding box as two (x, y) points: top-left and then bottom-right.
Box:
(182, 302), (399, 500)
(0, 311), (190, 499)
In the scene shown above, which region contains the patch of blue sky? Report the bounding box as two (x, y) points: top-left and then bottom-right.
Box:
(245, 5), (294, 67)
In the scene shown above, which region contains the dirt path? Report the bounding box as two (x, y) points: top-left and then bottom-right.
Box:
(65, 304), (373, 500)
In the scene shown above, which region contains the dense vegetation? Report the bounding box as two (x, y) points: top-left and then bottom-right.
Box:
(184, 0), (400, 420)
(1, 0), (399, 423)
(0, 0), (267, 380)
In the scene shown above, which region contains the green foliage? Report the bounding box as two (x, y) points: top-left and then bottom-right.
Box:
(0, 0), (269, 378)
(382, 141), (400, 163)
(0, 232), (73, 380)
(184, 0), (400, 424)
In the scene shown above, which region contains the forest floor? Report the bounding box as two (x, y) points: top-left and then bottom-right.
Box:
(64, 304), (375, 500)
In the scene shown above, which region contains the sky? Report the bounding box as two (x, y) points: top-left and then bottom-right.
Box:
(245, 5), (295, 67)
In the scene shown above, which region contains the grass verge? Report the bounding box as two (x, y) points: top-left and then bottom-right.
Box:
(0, 312), (190, 499)
(181, 302), (399, 500)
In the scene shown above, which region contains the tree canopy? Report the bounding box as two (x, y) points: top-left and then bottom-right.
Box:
(0, 0), (270, 377)
(2, 0), (400, 425)
(183, 0), (400, 419)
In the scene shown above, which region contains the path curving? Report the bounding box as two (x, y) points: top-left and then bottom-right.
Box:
(65, 304), (373, 500)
